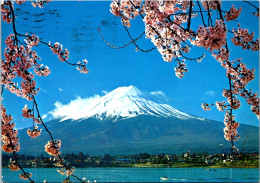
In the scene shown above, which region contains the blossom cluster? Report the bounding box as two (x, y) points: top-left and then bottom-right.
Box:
(222, 58), (259, 117)
(45, 140), (62, 156)
(110, 0), (201, 78)
(31, 0), (51, 8)
(201, 0), (221, 10)
(215, 101), (227, 111)
(22, 105), (42, 124)
(24, 34), (40, 47)
(142, 0), (194, 65)
(14, 0), (26, 4)
(231, 27), (259, 51)
(174, 59), (188, 78)
(223, 111), (240, 142)
(49, 42), (70, 62)
(225, 5), (242, 22)
(34, 65), (51, 76)
(8, 160), (20, 171)
(76, 59), (89, 74)
(57, 167), (75, 177)
(1, 2), (12, 23)
(1, 1), (28, 23)
(212, 47), (229, 62)
(19, 173), (32, 180)
(201, 103), (211, 111)
(207, 54), (258, 145)
(2, 34), (51, 101)
(244, 90), (259, 118)
(27, 126), (42, 138)
(193, 20), (227, 52)
(1, 105), (20, 153)
(110, 0), (141, 27)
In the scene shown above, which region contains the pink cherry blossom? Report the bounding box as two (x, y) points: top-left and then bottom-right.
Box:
(27, 126), (42, 138)
(225, 5), (242, 22)
(45, 140), (61, 156)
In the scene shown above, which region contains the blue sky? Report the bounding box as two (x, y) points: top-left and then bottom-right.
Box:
(2, 1), (259, 129)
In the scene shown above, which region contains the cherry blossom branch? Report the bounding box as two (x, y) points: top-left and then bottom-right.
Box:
(123, 25), (156, 52)
(227, 73), (235, 154)
(109, 0), (259, 156)
(167, 16), (189, 33)
(2, 1), (87, 182)
(32, 96), (54, 142)
(32, 96), (84, 182)
(128, 0), (164, 41)
(215, 0), (247, 155)
(5, 134), (34, 182)
(216, 0), (234, 147)
(12, 152), (33, 182)
(9, 2), (87, 72)
(8, 1), (19, 43)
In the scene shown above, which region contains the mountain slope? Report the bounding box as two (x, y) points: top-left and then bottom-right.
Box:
(18, 86), (259, 155)
(19, 116), (259, 155)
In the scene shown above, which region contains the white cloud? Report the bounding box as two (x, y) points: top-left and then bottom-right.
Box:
(49, 95), (101, 120)
(205, 90), (216, 97)
(58, 88), (63, 92)
(42, 114), (48, 120)
(150, 91), (166, 98)
(102, 90), (108, 95)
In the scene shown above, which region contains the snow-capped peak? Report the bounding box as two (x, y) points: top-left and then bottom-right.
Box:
(56, 86), (205, 122)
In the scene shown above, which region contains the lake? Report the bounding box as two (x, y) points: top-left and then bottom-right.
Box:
(2, 167), (259, 182)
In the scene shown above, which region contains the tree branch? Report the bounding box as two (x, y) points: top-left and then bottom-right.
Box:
(240, 135), (249, 154)
(6, 134), (34, 183)
(187, 0), (193, 31)
(197, 0), (207, 26)
(32, 96), (84, 182)
(123, 25), (156, 52)
(97, 27), (146, 50)
(243, 0), (259, 11)
(206, 2), (213, 26)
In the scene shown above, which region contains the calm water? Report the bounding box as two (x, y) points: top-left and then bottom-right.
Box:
(2, 167), (259, 182)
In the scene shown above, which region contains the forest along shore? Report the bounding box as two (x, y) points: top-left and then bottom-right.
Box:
(2, 152), (259, 168)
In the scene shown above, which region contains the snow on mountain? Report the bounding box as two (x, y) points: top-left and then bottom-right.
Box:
(57, 85), (205, 122)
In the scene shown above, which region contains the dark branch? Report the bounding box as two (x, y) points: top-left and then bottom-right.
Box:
(123, 25), (156, 52)
(206, 2), (213, 26)
(6, 134), (34, 183)
(32, 96), (84, 182)
(179, 50), (204, 61)
(187, 0), (193, 31)
(98, 27), (146, 49)
(240, 135), (249, 154)
(197, 0), (207, 26)
(243, 0), (259, 11)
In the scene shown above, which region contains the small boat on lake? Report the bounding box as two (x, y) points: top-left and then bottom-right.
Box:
(160, 177), (170, 181)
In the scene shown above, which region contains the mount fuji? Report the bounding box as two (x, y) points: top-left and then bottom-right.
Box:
(18, 86), (259, 155)
(56, 85), (205, 122)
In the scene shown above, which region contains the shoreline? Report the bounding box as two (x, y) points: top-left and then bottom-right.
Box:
(3, 164), (259, 169)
